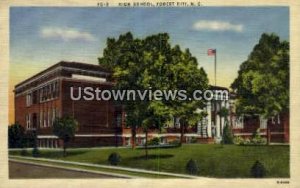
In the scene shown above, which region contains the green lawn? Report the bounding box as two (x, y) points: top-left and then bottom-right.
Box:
(9, 144), (289, 178)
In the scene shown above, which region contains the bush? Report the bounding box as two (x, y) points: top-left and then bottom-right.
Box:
(221, 122), (234, 144)
(23, 130), (38, 148)
(233, 136), (244, 145)
(32, 147), (40, 157)
(186, 159), (199, 175)
(233, 133), (267, 146)
(147, 137), (160, 146)
(251, 129), (267, 145)
(251, 160), (267, 178)
(108, 152), (121, 166)
(251, 136), (267, 145)
(8, 123), (25, 148)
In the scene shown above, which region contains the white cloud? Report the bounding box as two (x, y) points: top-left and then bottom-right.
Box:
(40, 27), (96, 42)
(193, 20), (244, 32)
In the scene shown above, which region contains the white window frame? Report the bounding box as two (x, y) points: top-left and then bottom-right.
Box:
(26, 114), (31, 129)
(40, 110), (43, 128)
(26, 93), (32, 107)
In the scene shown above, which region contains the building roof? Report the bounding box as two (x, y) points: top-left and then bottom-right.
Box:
(15, 61), (111, 88)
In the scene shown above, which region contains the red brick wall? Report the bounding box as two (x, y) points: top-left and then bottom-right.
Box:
(61, 79), (117, 134)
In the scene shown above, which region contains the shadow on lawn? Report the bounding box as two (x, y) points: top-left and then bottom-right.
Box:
(128, 154), (174, 160)
(38, 150), (87, 158)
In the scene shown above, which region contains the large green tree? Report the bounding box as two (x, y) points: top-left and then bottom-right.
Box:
(53, 116), (78, 156)
(99, 32), (208, 149)
(99, 32), (145, 148)
(231, 33), (289, 119)
(8, 123), (25, 148)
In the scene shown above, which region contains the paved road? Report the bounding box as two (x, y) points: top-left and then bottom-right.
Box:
(9, 161), (118, 179)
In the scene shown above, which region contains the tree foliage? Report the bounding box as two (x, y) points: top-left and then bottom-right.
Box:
(108, 152), (121, 166)
(52, 116), (78, 156)
(98, 32), (209, 148)
(231, 33), (289, 118)
(8, 124), (38, 148)
(251, 160), (267, 178)
(8, 123), (25, 148)
(221, 122), (234, 144)
(186, 159), (199, 175)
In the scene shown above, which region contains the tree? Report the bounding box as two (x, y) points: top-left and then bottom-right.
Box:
(52, 116), (78, 156)
(99, 32), (209, 147)
(218, 107), (229, 137)
(222, 122), (234, 144)
(108, 152), (121, 165)
(99, 32), (144, 148)
(186, 159), (199, 175)
(8, 123), (25, 148)
(231, 33), (289, 144)
(231, 33), (289, 118)
(251, 160), (267, 178)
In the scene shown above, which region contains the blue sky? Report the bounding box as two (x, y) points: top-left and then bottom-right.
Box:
(10, 7), (289, 88)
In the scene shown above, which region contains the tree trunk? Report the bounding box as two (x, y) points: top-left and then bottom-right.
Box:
(180, 120), (185, 144)
(267, 127), (271, 145)
(131, 125), (136, 149)
(145, 129), (148, 159)
(63, 141), (67, 157)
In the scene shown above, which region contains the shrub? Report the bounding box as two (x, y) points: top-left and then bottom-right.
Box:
(251, 136), (267, 145)
(221, 122), (234, 144)
(234, 136), (266, 146)
(23, 130), (38, 148)
(108, 152), (121, 166)
(233, 136), (244, 145)
(251, 128), (267, 145)
(186, 159), (199, 175)
(251, 160), (267, 178)
(32, 147), (40, 157)
(8, 123), (25, 148)
(244, 138), (251, 145)
(147, 137), (160, 146)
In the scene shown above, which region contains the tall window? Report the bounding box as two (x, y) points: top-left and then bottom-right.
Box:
(40, 110), (43, 128)
(26, 114), (31, 129)
(39, 81), (60, 102)
(39, 88), (43, 102)
(32, 90), (38, 104)
(260, 116), (267, 129)
(54, 81), (59, 98)
(48, 108), (51, 127)
(44, 109), (47, 127)
(53, 82), (56, 98)
(26, 93), (32, 106)
(52, 108), (56, 124)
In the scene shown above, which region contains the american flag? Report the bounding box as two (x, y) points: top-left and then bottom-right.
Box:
(207, 49), (216, 56)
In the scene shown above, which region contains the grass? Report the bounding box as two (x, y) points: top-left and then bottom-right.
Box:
(9, 144), (289, 178)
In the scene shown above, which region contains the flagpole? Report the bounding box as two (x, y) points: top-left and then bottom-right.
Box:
(214, 49), (217, 139)
(214, 49), (217, 86)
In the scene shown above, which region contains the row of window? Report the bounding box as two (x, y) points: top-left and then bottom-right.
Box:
(40, 81), (59, 102)
(25, 107), (60, 130)
(26, 81), (60, 107)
